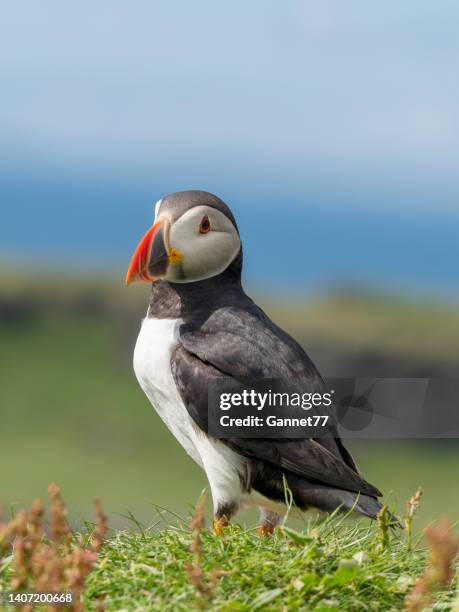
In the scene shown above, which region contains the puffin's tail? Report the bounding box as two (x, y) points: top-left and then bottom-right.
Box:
(352, 493), (402, 528)
(290, 479), (401, 526)
(354, 493), (402, 529)
(350, 492), (383, 519)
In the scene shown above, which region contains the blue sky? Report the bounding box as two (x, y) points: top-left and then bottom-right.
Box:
(1, 2), (458, 296)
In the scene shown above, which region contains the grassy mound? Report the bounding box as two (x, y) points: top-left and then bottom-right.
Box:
(82, 515), (456, 611)
(1, 487), (458, 611)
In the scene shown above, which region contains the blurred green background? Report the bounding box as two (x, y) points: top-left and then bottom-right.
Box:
(1, 271), (458, 530)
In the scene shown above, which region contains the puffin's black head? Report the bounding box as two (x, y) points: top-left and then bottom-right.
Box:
(125, 191), (241, 285)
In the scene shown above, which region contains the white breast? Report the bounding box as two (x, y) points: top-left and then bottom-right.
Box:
(133, 316), (203, 467)
(133, 314), (250, 513)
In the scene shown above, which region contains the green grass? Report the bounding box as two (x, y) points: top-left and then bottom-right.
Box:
(82, 513), (456, 610)
(3, 504), (451, 611)
(1, 492), (458, 611)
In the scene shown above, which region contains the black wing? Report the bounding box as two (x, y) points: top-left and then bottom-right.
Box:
(171, 302), (381, 498)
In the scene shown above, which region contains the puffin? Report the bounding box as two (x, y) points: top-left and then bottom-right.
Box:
(126, 190), (384, 535)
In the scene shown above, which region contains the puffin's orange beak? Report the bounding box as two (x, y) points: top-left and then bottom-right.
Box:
(125, 219), (169, 286)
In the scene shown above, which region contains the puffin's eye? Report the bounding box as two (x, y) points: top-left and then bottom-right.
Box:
(199, 215), (211, 234)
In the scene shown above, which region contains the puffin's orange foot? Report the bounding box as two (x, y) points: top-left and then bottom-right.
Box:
(257, 523), (275, 537)
(213, 517), (229, 536)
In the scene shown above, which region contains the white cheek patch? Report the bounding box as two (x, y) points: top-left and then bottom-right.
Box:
(154, 199), (163, 220)
(168, 206), (241, 283)
(183, 233), (240, 280)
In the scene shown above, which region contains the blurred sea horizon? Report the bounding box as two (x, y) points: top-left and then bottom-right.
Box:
(2, 165), (459, 302)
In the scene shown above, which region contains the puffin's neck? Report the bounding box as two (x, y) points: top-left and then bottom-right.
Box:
(147, 261), (246, 321)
